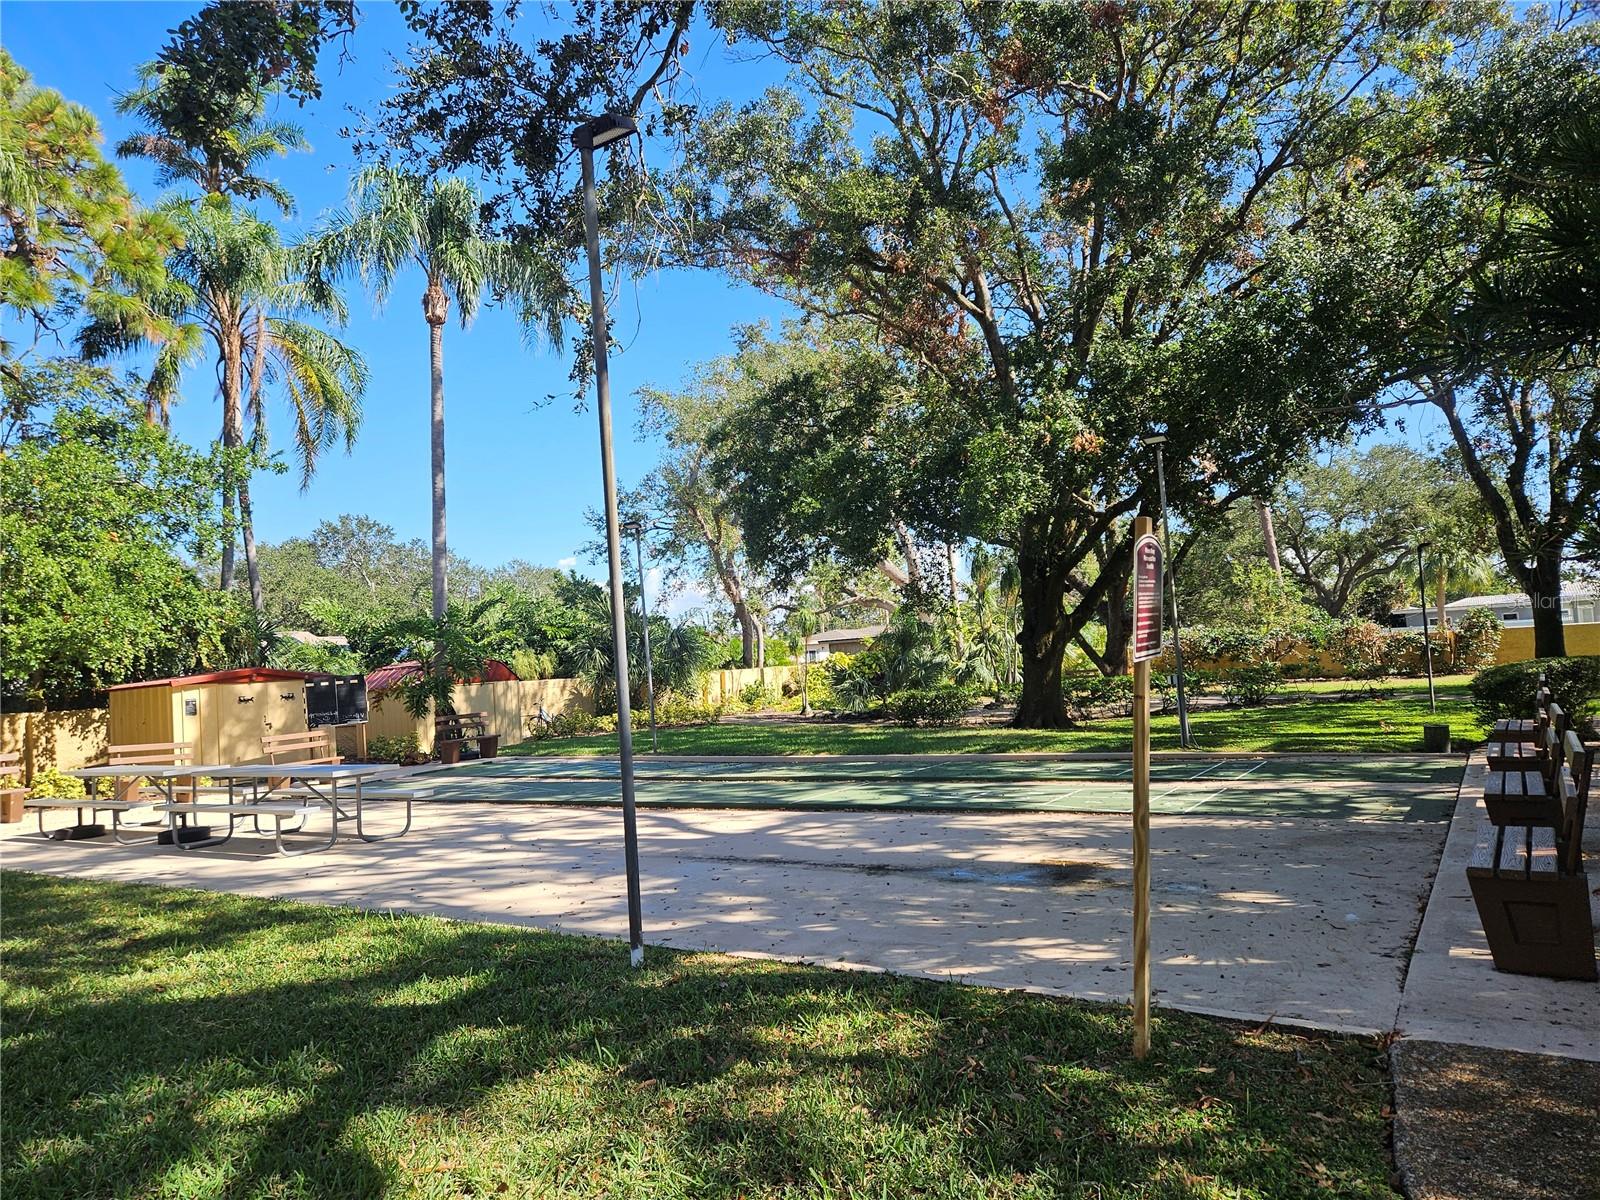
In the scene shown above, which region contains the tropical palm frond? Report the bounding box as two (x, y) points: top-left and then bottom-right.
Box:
(264, 316), (367, 488)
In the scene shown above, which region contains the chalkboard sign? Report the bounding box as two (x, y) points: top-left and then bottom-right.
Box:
(306, 675), (368, 727)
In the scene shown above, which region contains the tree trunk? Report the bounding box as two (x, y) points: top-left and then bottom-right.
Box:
(219, 482), (237, 592)
(240, 310), (267, 613)
(218, 302), (245, 595)
(1100, 567), (1132, 675)
(1525, 552), (1567, 658)
(1258, 500), (1282, 578)
(735, 601), (757, 668)
(424, 285), (450, 622)
(1013, 539), (1071, 727)
(238, 476), (263, 613)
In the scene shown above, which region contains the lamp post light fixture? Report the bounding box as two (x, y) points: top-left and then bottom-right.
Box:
(624, 518), (659, 753)
(1416, 543), (1437, 714)
(1140, 435), (1193, 748)
(574, 110), (645, 967)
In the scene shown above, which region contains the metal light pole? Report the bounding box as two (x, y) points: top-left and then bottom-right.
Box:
(574, 111), (644, 967)
(625, 519), (659, 752)
(1143, 436), (1193, 748)
(1417, 543), (1437, 714)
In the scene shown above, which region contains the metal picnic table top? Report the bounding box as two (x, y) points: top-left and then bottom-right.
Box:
(200, 763), (405, 781)
(67, 764), (233, 780)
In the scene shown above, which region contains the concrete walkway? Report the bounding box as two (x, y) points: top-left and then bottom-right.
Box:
(1395, 753), (1600, 1061)
(1, 800), (1444, 1034)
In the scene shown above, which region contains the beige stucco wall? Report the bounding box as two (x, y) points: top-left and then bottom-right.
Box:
(367, 677), (597, 754)
(1494, 621), (1600, 664)
(0, 709), (109, 783)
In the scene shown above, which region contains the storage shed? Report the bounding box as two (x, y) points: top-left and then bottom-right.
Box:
(107, 669), (313, 765)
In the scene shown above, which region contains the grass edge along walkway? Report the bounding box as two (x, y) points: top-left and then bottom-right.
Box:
(2, 871), (1402, 1199)
(504, 692), (1485, 758)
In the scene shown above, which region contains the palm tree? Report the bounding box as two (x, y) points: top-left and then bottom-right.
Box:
(91, 194), (366, 608)
(114, 61), (305, 219)
(112, 58), (343, 601)
(309, 167), (566, 622)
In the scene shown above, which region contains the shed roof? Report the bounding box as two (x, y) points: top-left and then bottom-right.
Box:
(365, 658), (520, 693)
(107, 668), (313, 691)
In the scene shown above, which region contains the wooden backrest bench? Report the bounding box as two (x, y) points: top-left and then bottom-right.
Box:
(261, 729), (343, 767)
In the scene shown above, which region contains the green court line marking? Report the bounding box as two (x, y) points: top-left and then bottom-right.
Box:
(1181, 759), (1271, 813)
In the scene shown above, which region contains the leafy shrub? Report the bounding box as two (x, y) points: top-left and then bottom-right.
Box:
(1325, 619), (1390, 680)
(886, 684), (972, 725)
(368, 734), (422, 765)
(655, 696), (724, 727)
(1454, 609), (1503, 671)
(738, 680), (781, 710)
(823, 652), (886, 714)
(525, 710), (601, 741)
(1471, 657), (1600, 722)
(1388, 629), (1451, 675)
(1218, 662), (1283, 707)
(1063, 673), (1136, 719)
(28, 766), (86, 800)
(801, 663), (834, 710)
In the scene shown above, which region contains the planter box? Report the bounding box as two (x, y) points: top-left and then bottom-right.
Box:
(478, 735), (500, 759)
(1, 790), (25, 823)
(436, 739), (464, 765)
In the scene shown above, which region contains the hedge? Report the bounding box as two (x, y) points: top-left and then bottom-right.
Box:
(1469, 656), (1600, 723)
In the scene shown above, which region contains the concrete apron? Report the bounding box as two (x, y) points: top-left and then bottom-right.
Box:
(1, 800), (1445, 1035)
(1395, 753), (1600, 1061)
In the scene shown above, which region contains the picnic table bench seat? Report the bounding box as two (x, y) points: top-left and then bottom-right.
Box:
(25, 795), (160, 842)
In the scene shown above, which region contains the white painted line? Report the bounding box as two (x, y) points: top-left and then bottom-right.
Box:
(1181, 758), (1271, 813)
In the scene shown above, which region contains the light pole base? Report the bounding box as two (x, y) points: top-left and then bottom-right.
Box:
(630, 945), (644, 968)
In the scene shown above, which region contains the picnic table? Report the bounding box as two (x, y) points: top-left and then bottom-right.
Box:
(160, 762), (422, 853)
(56, 763), (231, 844)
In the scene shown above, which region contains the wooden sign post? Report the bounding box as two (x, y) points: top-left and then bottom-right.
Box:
(1130, 516), (1164, 1060)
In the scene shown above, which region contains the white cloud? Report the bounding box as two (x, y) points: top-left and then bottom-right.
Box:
(557, 555), (577, 569)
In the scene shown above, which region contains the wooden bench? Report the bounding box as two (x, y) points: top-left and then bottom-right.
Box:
(75, 741), (229, 815)
(434, 712), (498, 764)
(1483, 703), (1568, 820)
(1486, 690), (1560, 769)
(1468, 718), (1596, 981)
(262, 728), (343, 767)
(0, 751), (26, 823)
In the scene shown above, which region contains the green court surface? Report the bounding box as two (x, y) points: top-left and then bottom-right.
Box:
(418, 753), (1463, 823)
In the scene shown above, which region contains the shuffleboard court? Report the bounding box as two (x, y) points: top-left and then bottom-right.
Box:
(417, 753), (1462, 822)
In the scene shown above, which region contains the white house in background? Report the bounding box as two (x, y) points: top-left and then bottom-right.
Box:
(1390, 582), (1600, 630)
(803, 625), (887, 662)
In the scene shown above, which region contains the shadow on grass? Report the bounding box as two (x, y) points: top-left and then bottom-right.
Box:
(2, 871), (1397, 1199)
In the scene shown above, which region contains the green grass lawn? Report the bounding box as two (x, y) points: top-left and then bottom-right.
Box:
(505, 692), (1484, 758)
(2, 872), (1399, 1199)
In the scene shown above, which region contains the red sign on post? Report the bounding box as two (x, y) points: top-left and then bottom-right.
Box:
(1131, 532), (1164, 663)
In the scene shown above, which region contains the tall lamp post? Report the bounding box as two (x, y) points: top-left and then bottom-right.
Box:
(574, 111), (645, 967)
(1416, 543), (1437, 714)
(624, 518), (659, 752)
(1141, 436), (1193, 748)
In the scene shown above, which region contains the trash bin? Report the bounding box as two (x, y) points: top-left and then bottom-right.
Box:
(1422, 723), (1451, 752)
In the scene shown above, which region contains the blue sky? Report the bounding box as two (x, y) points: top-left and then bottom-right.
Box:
(4, 1), (793, 579)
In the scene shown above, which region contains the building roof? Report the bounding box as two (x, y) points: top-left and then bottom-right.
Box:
(107, 668), (313, 691)
(1392, 582), (1599, 616)
(283, 630), (350, 647)
(804, 625), (887, 647)
(365, 658), (520, 693)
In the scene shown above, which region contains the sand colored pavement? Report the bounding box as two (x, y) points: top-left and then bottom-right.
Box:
(1396, 755), (1600, 1061)
(1, 799), (1445, 1034)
